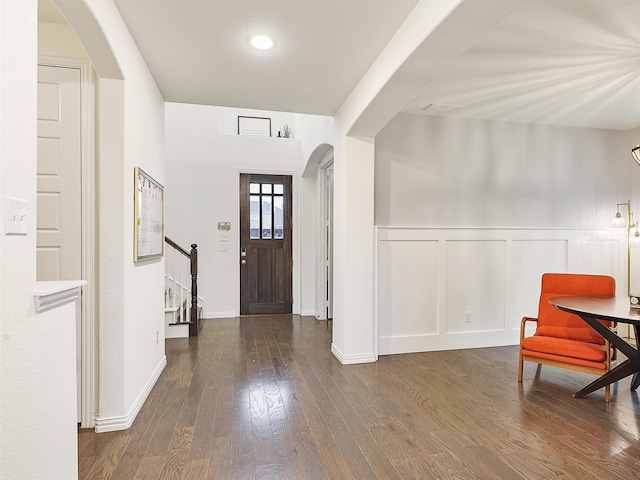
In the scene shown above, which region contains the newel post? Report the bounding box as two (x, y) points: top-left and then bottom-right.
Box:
(189, 243), (199, 335)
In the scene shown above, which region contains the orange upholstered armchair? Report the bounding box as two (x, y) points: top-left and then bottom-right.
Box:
(518, 273), (616, 402)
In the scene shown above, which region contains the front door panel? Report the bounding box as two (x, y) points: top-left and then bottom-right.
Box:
(240, 174), (292, 315)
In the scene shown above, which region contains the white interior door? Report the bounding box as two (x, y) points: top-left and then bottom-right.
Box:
(37, 65), (82, 421)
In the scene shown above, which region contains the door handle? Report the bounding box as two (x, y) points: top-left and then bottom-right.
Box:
(241, 259), (247, 265)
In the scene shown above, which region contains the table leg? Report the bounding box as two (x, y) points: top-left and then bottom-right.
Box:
(632, 325), (640, 391)
(573, 313), (640, 397)
(574, 359), (639, 398)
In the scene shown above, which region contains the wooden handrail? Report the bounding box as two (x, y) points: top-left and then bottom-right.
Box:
(165, 236), (190, 258)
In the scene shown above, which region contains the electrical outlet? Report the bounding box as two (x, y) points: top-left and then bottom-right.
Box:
(156, 330), (159, 345)
(464, 311), (472, 323)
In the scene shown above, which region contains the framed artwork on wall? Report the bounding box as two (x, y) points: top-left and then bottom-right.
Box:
(238, 116), (271, 137)
(134, 166), (164, 262)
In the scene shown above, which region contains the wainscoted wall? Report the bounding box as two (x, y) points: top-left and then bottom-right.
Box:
(376, 227), (626, 355)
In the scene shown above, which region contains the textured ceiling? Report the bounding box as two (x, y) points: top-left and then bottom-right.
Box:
(40, 0), (640, 130)
(112, 0), (420, 116)
(402, 0), (640, 130)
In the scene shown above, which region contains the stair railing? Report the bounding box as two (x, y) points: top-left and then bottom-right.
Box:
(164, 237), (201, 336)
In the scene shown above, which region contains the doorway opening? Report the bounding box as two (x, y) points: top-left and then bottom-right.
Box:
(318, 154), (334, 320)
(37, 57), (96, 428)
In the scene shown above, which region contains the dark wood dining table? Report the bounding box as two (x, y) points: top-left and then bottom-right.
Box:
(549, 295), (640, 399)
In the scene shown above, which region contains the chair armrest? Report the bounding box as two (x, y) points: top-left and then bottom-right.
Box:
(520, 316), (538, 342)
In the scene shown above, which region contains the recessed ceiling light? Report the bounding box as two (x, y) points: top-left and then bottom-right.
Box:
(250, 35), (274, 50)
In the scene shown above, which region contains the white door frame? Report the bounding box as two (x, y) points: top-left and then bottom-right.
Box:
(38, 55), (96, 428)
(316, 151), (334, 320)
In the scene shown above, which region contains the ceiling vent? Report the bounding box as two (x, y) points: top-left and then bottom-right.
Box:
(422, 103), (462, 113)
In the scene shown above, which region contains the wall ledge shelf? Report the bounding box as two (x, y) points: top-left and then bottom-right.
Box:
(34, 280), (87, 313)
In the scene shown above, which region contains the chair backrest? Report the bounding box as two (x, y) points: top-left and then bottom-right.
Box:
(536, 273), (616, 344)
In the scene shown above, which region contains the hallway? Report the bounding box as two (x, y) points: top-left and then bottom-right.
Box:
(79, 315), (640, 479)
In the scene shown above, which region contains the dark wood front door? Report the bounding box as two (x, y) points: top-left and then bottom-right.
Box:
(240, 173), (292, 315)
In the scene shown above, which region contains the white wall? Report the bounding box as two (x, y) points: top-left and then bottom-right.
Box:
(38, 22), (89, 59)
(164, 103), (304, 317)
(296, 113), (336, 318)
(376, 114), (627, 228)
(626, 127), (640, 296)
(299, 173), (318, 316)
(87, 0), (167, 429)
(48, 0), (167, 431)
(375, 113), (631, 355)
(0, 1), (78, 478)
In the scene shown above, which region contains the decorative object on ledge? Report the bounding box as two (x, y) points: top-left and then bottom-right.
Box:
(278, 123), (293, 138)
(238, 116), (271, 137)
(632, 141), (640, 166)
(34, 280), (87, 313)
(134, 167), (164, 262)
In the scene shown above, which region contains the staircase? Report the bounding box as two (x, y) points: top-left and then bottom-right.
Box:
(165, 237), (203, 338)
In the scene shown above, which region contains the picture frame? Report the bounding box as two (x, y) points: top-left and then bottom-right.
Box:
(238, 115), (271, 137)
(134, 166), (164, 262)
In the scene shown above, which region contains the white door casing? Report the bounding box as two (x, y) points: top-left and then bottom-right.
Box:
(326, 167), (334, 319)
(316, 152), (334, 320)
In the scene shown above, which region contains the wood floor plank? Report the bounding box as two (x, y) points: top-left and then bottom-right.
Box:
(451, 445), (526, 480)
(187, 386), (218, 460)
(157, 425), (193, 480)
(133, 456), (164, 480)
(208, 436), (232, 480)
(78, 316), (640, 480)
(179, 458), (209, 480)
(83, 433), (132, 480)
(146, 386), (190, 457)
(431, 451), (478, 479)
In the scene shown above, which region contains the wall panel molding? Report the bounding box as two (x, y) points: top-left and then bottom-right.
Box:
(376, 227), (627, 355)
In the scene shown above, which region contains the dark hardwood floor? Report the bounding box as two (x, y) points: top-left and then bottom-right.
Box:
(79, 315), (640, 479)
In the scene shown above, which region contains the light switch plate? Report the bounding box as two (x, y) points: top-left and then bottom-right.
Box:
(5, 197), (27, 235)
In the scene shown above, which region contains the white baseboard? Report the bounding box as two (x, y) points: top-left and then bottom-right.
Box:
(203, 311), (237, 319)
(331, 343), (377, 365)
(378, 331), (519, 356)
(202, 311), (323, 319)
(94, 354), (167, 433)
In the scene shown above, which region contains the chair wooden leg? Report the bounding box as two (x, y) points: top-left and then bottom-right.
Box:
(518, 351), (523, 382)
(605, 384), (610, 403)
